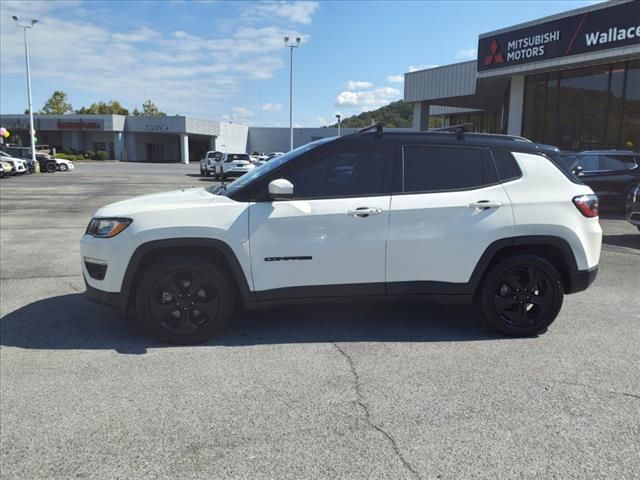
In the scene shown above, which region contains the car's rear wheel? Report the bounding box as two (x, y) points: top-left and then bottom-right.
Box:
(200, 167), (205, 176)
(45, 162), (57, 173)
(480, 254), (563, 336)
(135, 254), (235, 344)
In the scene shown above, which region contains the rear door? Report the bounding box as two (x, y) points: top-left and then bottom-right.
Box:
(386, 144), (514, 292)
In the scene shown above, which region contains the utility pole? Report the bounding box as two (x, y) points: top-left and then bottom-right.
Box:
(284, 36), (301, 151)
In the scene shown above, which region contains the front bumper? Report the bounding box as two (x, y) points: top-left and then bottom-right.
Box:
(84, 277), (125, 313)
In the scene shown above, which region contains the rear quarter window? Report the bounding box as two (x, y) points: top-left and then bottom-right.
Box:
(490, 149), (522, 182)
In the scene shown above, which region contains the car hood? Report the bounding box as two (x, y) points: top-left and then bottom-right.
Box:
(94, 187), (236, 217)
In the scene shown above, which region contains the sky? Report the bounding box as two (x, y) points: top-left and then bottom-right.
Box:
(0, 0), (597, 127)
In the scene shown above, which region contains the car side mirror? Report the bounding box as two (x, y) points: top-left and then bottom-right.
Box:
(268, 179), (293, 200)
(573, 165), (583, 175)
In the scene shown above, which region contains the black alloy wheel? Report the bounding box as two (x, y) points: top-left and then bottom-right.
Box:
(480, 255), (563, 336)
(136, 254), (235, 344)
(149, 269), (220, 336)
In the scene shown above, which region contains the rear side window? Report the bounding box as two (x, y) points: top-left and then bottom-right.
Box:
(598, 154), (637, 171)
(402, 146), (498, 193)
(491, 149), (522, 182)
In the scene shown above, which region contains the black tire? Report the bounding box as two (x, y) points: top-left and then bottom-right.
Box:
(205, 170), (210, 177)
(200, 167), (205, 176)
(637, 225), (640, 232)
(480, 254), (563, 337)
(135, 254), (235, 344)
(45, 161), (57, 173)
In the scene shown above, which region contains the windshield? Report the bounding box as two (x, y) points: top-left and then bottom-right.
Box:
(207, 137), (336, 196)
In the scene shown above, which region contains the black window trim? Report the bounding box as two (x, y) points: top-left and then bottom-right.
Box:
(247, 144), (396, 202)
(394, 144), (502, 196)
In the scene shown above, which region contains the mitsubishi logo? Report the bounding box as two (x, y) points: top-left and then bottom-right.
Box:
(484, 39), (504, 65)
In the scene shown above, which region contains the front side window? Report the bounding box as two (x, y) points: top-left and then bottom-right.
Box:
(281, 146), (391, 199)
(577, 156), (599, 171)
(402, 145), (497, 193)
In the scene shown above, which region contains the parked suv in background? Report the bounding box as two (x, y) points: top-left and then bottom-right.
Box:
(213, 153), (254, 180)
(565, 150), (639, 211)
(81, 125), (602, 344)
(626, 184), (640, 231)
(199, 151), (223, 176)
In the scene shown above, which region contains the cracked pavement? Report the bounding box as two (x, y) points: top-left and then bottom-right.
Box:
(1, 162), (639, 479)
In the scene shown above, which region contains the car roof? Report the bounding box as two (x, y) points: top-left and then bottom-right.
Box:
(333, 130), (561, 156)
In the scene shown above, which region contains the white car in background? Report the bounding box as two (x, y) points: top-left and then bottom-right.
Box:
(214, 153), (255, 180)
(0, 151), (27, 174)
(55, 158), (75, 171)
(254, 152), (284, 167)
(200, 151), (223, 177)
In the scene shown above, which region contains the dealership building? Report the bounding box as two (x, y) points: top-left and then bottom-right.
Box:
(405, 0), (640, 151)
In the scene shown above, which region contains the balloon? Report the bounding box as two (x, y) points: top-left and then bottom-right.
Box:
(3, 131), (9, 138)
(34, 137), (38, 143)
(0, 127), (6, 136)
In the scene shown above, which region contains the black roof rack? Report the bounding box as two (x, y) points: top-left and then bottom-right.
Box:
(432, 123), (473, 140)
(357, 121), (385, 136)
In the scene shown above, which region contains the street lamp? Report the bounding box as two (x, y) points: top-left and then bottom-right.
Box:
(12, 16), (38, 170)
(335, 114), (341, 137)
(284, 36), (300, 151)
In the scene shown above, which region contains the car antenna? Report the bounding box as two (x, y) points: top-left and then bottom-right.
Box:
(432, 123), (473, 140)
(357, 121), (385, 138)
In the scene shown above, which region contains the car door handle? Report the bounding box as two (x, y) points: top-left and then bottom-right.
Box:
(347, 207), (383, 218)
(469, 200), (502, 210)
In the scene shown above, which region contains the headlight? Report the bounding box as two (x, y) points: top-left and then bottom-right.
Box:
(85, 218), (132, 238)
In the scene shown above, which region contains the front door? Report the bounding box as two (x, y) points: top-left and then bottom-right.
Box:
(249, 145), (394, 296)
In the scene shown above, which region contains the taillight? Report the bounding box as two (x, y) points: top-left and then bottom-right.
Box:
(572, 194), (599, 218)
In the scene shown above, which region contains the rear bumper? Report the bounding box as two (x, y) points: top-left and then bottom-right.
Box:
(568, 266), (598, 294)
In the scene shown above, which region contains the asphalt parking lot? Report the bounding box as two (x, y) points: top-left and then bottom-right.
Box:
(1, 162), (639, 480)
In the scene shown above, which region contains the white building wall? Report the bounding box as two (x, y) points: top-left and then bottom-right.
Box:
(217, 123), (249, 153)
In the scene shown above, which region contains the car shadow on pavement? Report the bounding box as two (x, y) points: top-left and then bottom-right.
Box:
(0, 294), (509, 353)
(602, 233), (640, 250)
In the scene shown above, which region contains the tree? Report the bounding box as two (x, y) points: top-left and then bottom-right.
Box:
(75, 100), (129, 115)
(40, 91), (73, 114)
(132, 107), (142, 116)
(141, 100), (166, 116)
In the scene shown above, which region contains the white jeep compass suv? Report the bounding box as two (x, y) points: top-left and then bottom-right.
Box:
(81, 125), (602, 344)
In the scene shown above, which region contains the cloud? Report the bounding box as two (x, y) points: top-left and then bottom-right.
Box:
(260, 103), (283, 111)
(0, 2), (309, 118)
(335, 86), (401, 111)
(315, 116), (327, 126)
(221, 106), (254, 124)
(252, 1), (320, 25)
(386, 75), (404, 83)
(408, 64), (438, 72)
(455, 48), (477, 60)
(112, 26), (160, 43)
(346, 80), (373, 91)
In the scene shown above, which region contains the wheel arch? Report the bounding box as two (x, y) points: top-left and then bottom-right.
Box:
(470, 236), (582, 296)
(122, 238), (253, 312)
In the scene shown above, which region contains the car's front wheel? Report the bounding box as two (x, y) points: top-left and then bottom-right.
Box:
(480, 254), (563, 336)
(59, 164), (68, 172)
(135, 254), (235, 344)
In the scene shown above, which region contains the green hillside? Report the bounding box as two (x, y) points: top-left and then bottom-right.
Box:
(331, 100), (413, 128)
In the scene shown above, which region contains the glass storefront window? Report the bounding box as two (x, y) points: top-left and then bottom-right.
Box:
(522, 61), (640, 152)
(622, 60), (640, 152)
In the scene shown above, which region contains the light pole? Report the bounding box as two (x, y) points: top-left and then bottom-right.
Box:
(284, 36), (300, 151)
(335, 114), (341, 137)
(12, 16), (38, 170)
